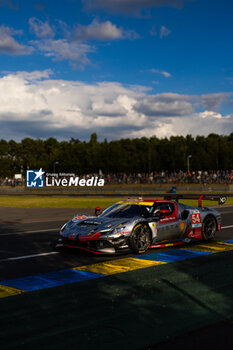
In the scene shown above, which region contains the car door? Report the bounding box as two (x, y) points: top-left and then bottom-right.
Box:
(154, 202), (182, 241)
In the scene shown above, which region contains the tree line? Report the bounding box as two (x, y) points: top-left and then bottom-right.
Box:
(1, 133), (233, 177)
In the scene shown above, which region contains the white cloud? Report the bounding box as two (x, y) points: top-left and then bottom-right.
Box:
(149, 68), (171, 78)
(201, 93), (229, 111)
(32, 39), (94, 66)
(0, 25), (33, 55)
(166, 112), (233, 137)
(0, 71), (232, 140)
(12, 69), (53, 81)
(134, 94), (193, 116)
(199, 111), (222, 119)
(160, 25), (171, 38)
(28, 19), (137, 66)
(92, 100), (128, 116)
(74, 19), (137, 41)
(29, 17), (55, 38)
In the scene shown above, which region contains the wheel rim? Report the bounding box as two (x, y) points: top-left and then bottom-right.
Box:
(132, 225), (150, 250)
(203, 217), (216, 239)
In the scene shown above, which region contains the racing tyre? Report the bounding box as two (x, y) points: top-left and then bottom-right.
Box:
(129, 223), (151, 254)
(202, 215), (217, 241)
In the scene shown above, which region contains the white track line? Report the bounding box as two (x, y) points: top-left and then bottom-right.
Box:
(0, 228), (59, 236)
(0, 251), (59, 263)
(0, 226), (232, 262)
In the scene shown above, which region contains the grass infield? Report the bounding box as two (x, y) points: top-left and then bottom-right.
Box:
(0, 196), (232, 208)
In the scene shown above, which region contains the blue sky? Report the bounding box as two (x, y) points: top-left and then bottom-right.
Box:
(0, 0), (232, 140)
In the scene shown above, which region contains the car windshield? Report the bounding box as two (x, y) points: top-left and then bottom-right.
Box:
(100, 203), (151, 218)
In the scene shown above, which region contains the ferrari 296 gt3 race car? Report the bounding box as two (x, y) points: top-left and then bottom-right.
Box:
(56, 196), (225, 255)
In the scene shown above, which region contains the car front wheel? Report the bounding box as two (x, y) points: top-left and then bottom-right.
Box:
(129, 223), (151, 254)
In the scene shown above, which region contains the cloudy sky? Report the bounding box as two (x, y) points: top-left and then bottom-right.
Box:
(0, 0), (232, 140)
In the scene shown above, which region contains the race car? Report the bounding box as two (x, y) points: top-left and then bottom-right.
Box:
(56, 196), (224, 255)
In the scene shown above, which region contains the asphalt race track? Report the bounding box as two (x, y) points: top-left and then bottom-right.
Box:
(0, 206), (233, 280)
(1, 205), (233, 349)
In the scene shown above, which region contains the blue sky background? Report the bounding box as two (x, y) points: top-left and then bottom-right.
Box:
(0, 0), (232, 140)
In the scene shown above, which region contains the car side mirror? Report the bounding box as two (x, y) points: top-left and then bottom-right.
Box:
(95, 206), (101, 216)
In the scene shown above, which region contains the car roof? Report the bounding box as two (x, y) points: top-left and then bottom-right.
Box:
(117, 199), (176, 207)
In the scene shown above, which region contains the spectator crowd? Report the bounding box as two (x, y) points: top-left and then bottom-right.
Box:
(102, 170), (233, 184)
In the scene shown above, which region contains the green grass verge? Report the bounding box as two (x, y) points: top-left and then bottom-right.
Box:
(0, 196), (123, 208)
(0, 196), (232, 208)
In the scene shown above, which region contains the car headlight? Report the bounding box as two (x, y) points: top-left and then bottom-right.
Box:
(60, 223), (66, 234)
(111, 226), (126, 235)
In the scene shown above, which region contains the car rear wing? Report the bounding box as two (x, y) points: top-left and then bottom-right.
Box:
(163, 194), (227, 207)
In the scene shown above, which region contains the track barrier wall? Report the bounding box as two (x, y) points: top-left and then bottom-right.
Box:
(0, 184), (233, 195)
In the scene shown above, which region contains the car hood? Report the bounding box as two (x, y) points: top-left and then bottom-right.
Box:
(61, 216), (130, 238)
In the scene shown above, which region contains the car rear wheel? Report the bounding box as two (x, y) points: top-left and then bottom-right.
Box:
(129, 223), (151, 254)
(202, 215), (217, 241)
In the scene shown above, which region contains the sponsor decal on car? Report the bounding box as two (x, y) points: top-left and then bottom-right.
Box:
(191, 211), (202, 228)
(160, 216), (176, 223)
(116, 231), (131, 236)
(73, 215), (88, 221)
(179, 221), (186, 231)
